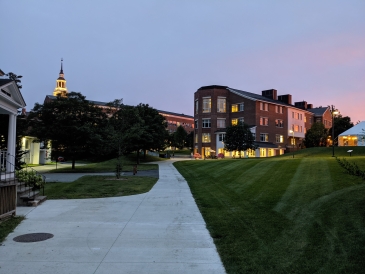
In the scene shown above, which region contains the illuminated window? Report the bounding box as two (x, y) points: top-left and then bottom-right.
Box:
(202, 119), (211, 128)
(260, 133), (269, 142)
(232, 119), (238, 126)
(279, 106), (283, 113)
(275, 106), (278, 113)
(231, 104), (238, 112)
(203, 98), (211, 113)
(260, 102), (268, 111)
(202, 133), (211, 143)
(294, 125), (299, 132)
(304, 116), (307, 122)
(217, 119), (226, 128)
(217, 98), (226, 113)
(195, 133), (198, 143)
(276, 134), (284, 143)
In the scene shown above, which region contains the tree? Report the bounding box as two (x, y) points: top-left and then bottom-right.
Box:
(185, 131), (194, 151)
(28, 92), (108, 169)
(304, 122), (328, 148)
(6, 72), (23, 90)
(329, 115), (354, 145)
(173, 125), (187, 149)
(224, 123), (256, 158)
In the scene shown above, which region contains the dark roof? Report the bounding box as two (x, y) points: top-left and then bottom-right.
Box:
(57, 77), (65, 80)
(198, 85), (228, 90)
(45, 95), (109, 106)
(307, 107), (328, 116)
(0, 79), (14, 86)
(157, 109), (193, 119)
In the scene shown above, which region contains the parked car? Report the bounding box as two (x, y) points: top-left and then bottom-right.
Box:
(193, 153), (202, 159)
(57, 156), (66, 162)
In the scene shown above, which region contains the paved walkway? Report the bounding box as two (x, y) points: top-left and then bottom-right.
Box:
(0, 159), (225, 274)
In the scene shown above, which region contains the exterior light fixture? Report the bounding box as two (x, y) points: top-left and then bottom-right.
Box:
(289, 129), (295, 158)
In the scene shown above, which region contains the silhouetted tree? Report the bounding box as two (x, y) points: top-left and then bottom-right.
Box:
(224, 123), (256, 158)
(304, 122), (328, 147)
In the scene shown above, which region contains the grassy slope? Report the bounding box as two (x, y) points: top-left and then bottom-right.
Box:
(174, 147), (365, 273)
(0, 216), (24, 243)
(45, 175), (158, 199)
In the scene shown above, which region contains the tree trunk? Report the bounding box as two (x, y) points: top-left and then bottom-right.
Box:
(136, 150), (140, 165)
(143, 150), (146, 159)
(72, 157), (76, 169)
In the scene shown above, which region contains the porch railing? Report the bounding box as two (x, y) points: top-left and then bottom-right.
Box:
(0, 151), (17, 219)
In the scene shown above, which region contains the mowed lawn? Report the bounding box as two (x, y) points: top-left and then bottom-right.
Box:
(174, 147), (365, 273)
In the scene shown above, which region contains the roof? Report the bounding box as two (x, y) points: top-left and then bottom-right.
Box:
(254, 142), (281, 149)
(45, 95), (109, 106)
(157, 109), (193, 119)
(307, 107), (328, 116)
(339, 121), (365, 136)
(0, 79), (13, 86)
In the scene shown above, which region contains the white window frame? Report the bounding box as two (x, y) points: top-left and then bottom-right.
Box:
(202, 119), (211, 128)
(217, 97), (226, 113)
(202, 97), (211, 113)
(260, 133), (269, 142)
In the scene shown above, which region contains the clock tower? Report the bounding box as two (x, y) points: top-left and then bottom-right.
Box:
(53, 58), (68, 97)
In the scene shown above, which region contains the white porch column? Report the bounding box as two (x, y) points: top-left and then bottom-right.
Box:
(6, 113), (17, 172)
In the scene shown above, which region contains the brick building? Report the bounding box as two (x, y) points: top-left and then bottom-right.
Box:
(194, 85), (332, 158)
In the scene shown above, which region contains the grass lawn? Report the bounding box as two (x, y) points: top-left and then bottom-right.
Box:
(174, 147), (365, 273)
(48, 154), (164, 173)
(0, 216), (25, 243)
(45, 175), (158, 199)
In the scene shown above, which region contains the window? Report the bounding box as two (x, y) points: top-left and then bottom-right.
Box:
(294, 125), (299, 132)
(232, 118), (238, 126)
(195, 100), (198, 114)
(195, 133), (198, 143)
(276, 134), (284, 143)
(300, 114), (302, 120)
(203, 97), (211, 113)
(260, 133), (269, 142)
(292, 112), (294, 118)
(300, 126), (303, 132)
(218, 133), (225, 142)
(217, 98), (226, 113)
(291, 137), (296, 145)
(279, 106), (283, 113)
(260, 117), (269, 126)
(239, 103), (244, 111)
(275, 119), (283, 128)
(194, 120), (198, 129)
(260, 102), (268, 111)
(238, 117), (244, 125)
(231, 104), (238, 112)
(275, 105), (278, 113)
(202, 133), (211, 143)
(217, 118), (226, 128)
(202, 119), (211, 128)
(296, 113), (300, 120)
(304, 116), (307, 122)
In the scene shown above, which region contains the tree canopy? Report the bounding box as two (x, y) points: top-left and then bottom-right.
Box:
(28, 92), (108, 169)
(224, 123), (256, 157)
(329, 115), (354, 145)
(304, 122), (328, 148)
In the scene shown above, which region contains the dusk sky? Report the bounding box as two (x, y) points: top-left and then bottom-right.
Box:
(2, 1), (364, 122)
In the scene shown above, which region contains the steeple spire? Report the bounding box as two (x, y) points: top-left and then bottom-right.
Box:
(53, 58), (68, 97)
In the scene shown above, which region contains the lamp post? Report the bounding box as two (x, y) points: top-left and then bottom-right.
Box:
(289, 129), (295, 158)
(331, 105), (339, 157)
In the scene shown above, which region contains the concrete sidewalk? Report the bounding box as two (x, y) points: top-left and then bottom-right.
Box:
(0, 159), (225, 274)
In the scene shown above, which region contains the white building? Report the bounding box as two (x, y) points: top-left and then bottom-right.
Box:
(338, 121), (365, 146)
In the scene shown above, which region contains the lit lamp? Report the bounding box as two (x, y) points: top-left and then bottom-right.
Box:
(289, 129), (295, 158)
(331, 105), (339, 157)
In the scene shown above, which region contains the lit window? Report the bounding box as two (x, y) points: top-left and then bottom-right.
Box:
(260, 133), (269, 142)
(217, 119), (226, 128)
(202, 119), (211, 128)
(276, 134), (284, 143)
(260, 102), (268, 111)
(294, 125), (299, 132)
(304, 116), (307, 122)
(260, 117), (268, 126)
(202, 133), (211, 143)
(275, 106), (278, 113)
(203, 98), (211, 113)
(232, 119), (238, 126)
(231, 104), (238, 112)
(195, 133), (198, 143)
(280, 106), (283, 113)
(217, 98), (226, 113)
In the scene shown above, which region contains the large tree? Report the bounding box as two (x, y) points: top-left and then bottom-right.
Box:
(173, 125), (188, 149)
(28, 92), (108, 169)
(304, 122), (328, 148)
(224, 123), (256, 158)
(329, 115), (354, 145)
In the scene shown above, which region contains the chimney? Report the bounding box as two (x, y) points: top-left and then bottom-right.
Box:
(307, 104), (313, 109)
(294, 101), (308, 110)
(277, 94), (292, 105)
(261, 89), (277, 100)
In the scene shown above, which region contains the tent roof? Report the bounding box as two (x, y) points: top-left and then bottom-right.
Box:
(339, 121), (365, 136)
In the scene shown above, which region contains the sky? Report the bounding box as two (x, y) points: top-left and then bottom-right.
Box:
(2, 0), (364, 122)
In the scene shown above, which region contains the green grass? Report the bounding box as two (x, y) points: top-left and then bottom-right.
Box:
(45, 175), (158, 199)
(49, 154), (164, 173)
(0, 216), (25, 243)
(174, 147), (365, 273)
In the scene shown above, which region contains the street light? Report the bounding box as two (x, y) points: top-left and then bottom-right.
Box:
(289, 129), (295, 158)
(331, 105), (339, 157)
